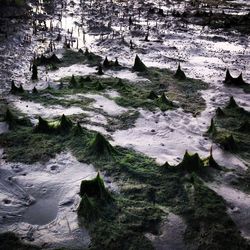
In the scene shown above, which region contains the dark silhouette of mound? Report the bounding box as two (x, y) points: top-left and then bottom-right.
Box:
(177, 151), (204, 172)
(10, 81), (24, 94)
(224, 69), (247, 86)
(88, 133), (117, 157)
(133, 55), (147, 72)
(174, 63), (186, 80)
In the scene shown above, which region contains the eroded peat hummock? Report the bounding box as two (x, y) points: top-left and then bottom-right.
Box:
(0, 0), (250, 249)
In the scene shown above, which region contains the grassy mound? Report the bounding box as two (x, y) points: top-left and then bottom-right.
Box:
(10, 80), (24, 94)
(133, 55), (147, 72)
(174, 63), (186, 80)
(177, 151), (204, 172)
(224, 69), (247, 86)
(88, 133), (117, 158)
(34, 114), (72, 134)
(208, 97), (250, 162)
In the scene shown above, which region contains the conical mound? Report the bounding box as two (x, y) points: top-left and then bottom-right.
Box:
(133, 55), (147, 72)
(226, 96), (238, 109)
(177, 151), (204, 172)
(216, 107), (225, 117)
(69, 75), (77, 88)
(89, 133), (117, 157)
(224, 69), (247, 86)
(207, 118), (217, 135)
(80, 173), (111, 201)
(207, 147), (221, 170)
(34, 116), (51, 133)
(10, 81), (24, 94)
(60, 114), (73, 132)
(174, 63), (186, 80)
(103, 56), (110, 68)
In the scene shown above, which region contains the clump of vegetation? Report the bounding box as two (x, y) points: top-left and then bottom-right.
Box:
(206, 118), (217, 136)
(133, 55), (147, 72)
(3, 108), (30, 129)
(174, 63), (186, 80)
(80, 173), (112, 201)
(31, 63), (38, 80)
(88, 132), (117, 158)
(103, 56), (121, 69)
(60, 49), (102, 68)
(35, 53), (61, 66)
(226, 96), (238, 109)
(0, 112), (249, 249)
(224, 69), (246, 86)
(34, 114), (72, 134)
(97, 65), (104, 75)
(207, 96), (250, 162)
(69, 74), (77, 88)
(216, 107), (225, 117)
(157, 93), (174, 111)
(32, 87), (38, 94)
(177, 151), (204, 172)
(10, 80), (24, 94)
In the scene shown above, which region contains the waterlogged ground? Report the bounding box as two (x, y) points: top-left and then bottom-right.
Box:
(0, 0), (250, 249)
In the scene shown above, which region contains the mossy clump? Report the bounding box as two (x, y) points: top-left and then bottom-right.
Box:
(35, 53), (61, 66)
(32, 87), (38, 94)
(103, 56), (110, 68)
(60, 114), (73, 132)
(147, 90), (158, 100)
(226, 96), (238, 109)
(174, 63), (186, 80)
(34, 115), (72, 134)
(157, 93), (174, 111)
(88, 132), (117, 158)
(10, 80), (24, 94)
(177, 151), (204, 172)
(133, 55), (147, 72)
(216, 107), (225, 117)
(80, 173), (111, 201)
(203, 148), (221, 170)
(221, 134), (238, 151)
(103, 56), (121, 68)
(69, 75), (77, 88)
(97, 65), (104, 75)
(224, 69), (247, 86)
(31, 64), (38, 80)
(34, 116), (51, 133)
(78, 173), (112, 222)
(207, 118), (217, 135)
(4, 108), (30, 130)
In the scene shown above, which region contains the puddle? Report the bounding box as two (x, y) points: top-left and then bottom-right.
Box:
(23, 197), (58, 226)
(0, 152), (96, 248)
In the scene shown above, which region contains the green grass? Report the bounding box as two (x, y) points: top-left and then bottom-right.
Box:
(0, 115), (248, 249)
